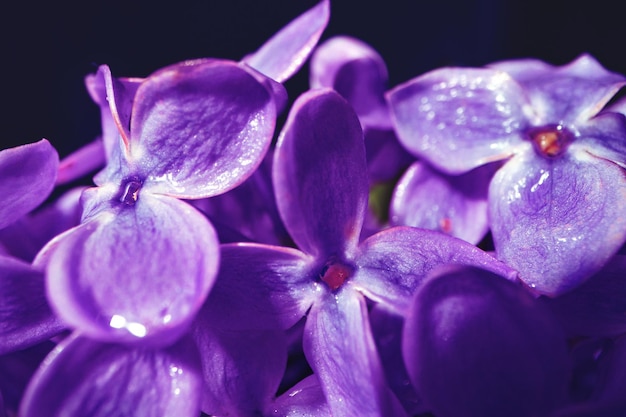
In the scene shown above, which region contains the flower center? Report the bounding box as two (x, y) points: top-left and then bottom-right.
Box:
(119, 179), (143, 206)
(528, 124), (573, 158)
(319, 260), (353, 291)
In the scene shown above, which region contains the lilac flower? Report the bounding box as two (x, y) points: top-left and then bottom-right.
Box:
(388, 54), (626, 295)
(202, 88), (516, 416)
(35, 59), (282, 347)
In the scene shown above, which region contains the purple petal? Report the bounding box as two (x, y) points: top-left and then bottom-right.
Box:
(489, 54), (626, 123)
(390, 161), (493, 244)
(576, 111), (626, 168)
(364, 128), (414, 183)
(303, 290), (398, 416)
(403, 265), (570, 417)
(20, 334), (203, 417)
(41, 192), (219, 345)
(129, 59), (279, 199)
(0, 140), (59, 230)
(273, 89), (368, 258)
(310, 36), (391, 130)
(353, 226), (518, 314)
(56, 138), (106, 185)
(0, 255), (65, 354)
(191, 322), (287, 416)
(270, 374), (331, 417)
(539, 255), (626, 337)
(243, 0), (329, 83)
(200, 243), (315, 331)
(490, 149), (626, 296)
(387, 67), (530, 174)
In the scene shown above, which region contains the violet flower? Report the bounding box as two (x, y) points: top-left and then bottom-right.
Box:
(203, 89), (516, 416)
(388, 54), (626, 295)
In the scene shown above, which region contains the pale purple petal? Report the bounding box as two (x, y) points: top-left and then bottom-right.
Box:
(489, 54), (626, 123)
(403, 265), (570, 417)
(490, 149), (626, 296)
(539, 255), (626, 337)
(353, 226), (518, 314)
(310, 36), (391, 130)
(129, 59), (278, 199)
(387, 67), (531, 174)
(42, 192), (219, 345)
(243, 0), (329, 83)
(273, 89), (368, 258)
(303, 289), (398, 416)
(0, 255), (65, 354)
(575, 111), (626, 168)
(20, 334), (203, 417)
(56, 138), (106, 185)
(201, 243), (316, 331)
(269, 374), (331, 417)
(0, 139), (59, 230)
(191, 322), (287, 416)
(390, 161), (493, 244)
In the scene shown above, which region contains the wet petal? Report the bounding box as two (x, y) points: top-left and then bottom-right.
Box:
(489, 54), (626, 123)
(353, 226), (518, 314)
(0, 139), (59, 230)
(310, 36), (391, 130)
(273, 89), (368, 258)
(20, 334), (202, 417)
(0, 255), (65, 354)
(539, 255), (626, 337)
(303, 290), (398, 416)
(490, 149), (626, 295)
(403, 265), (570, 417)
(390, 161), (493, 244)
(243, 0), (329, 83)
(42, 193), (219, 346)
(201, 243), (315, 331)
(269, 375), (331, 417)
(191, 322), (287, 416)
(129, 59), (278, 199)
(387, 67), (530, 174)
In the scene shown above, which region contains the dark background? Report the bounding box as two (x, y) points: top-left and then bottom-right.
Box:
(2, 0), (625, 157)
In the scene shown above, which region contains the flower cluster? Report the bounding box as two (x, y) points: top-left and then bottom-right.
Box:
(2, 2), (626, 417)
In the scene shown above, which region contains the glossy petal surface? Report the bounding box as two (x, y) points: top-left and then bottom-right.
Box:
(44, 193), (219, 345)
(576, 111), (626, 168)
(273, 89), (368, 258)
(490, 149), (626, 295)
(303, 289), (395, 417)
(243, 0), (329, 83)
(0, 255), (65, 354)
(403, 266), (569, 417)
(390, 161), (492, 244)
(201, 243), (315, 331)
(130, 59), (277, 198)
(0, 140), (59, 230)
(387, 67), (530, 174)
(353, 226), (517, 314)
(20, 334), (202, 417)
(270, 375), (331, 417)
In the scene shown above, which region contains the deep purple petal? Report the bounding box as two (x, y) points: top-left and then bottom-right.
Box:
(390, 161), (493, 244)
(243, 0), (329, 83)
(576, 111), (626, 168)
(364, 128), (414, 183)
(0, 140), (59, 230)
(490, 149), (626, 296)
(273, 89), (368, 258)
(128, 59), (278, 199)
(353, 226), (518, 314)
(20, 334), (203, 417)
(0, 255), (65, 354)
(41, 192), (219, 346)
(539, 255), (626, 337)
(56, 138), (106, 185)
(200, 243), (315, 331)
(310, 36), (391, 130)
(270, 375), (331, 417)
(403, 265), (570, 417)
(387, 67), (530, 174)
(303, 290), (399, 416)
(191, 322), (287, 416)
(489, 54), (626, 123)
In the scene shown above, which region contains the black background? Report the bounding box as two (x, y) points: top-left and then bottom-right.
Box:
(2, 0), (625, 157)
